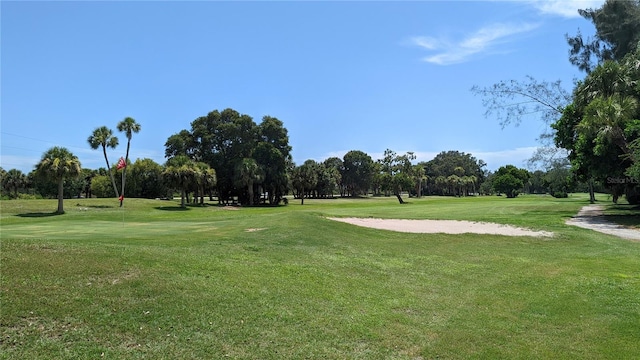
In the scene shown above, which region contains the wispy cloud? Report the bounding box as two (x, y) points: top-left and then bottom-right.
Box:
(523, 0), (605, 18)
(410, 22), (540, 65)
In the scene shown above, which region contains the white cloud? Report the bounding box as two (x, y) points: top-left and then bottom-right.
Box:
(524, 0), (605, 18)
(410, 22), (540, 65)
(471, 147), (538, 170)
(0, 154), (40, 173)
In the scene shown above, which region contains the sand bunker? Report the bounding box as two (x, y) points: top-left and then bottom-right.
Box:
(327, 217), (554, 237)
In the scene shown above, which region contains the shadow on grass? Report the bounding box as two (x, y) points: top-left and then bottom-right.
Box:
(75, 204), (114, 209)
(16, 212), (63, 218)
(155, 206), (191, 211)
(603, 214), (640, 228)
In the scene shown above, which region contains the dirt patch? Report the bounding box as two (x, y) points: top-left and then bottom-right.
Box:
(566, 205), (640, 241)
(327, 217), (553, 237)
(245, 228), (266, 232)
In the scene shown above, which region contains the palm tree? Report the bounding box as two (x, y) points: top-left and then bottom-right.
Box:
(412, 165), (426, 197)
(581, 95), (638, 155)
(195, 162), (216, 205)
(117, 117), (141, 206)
(435, 176), (447, 196)
(162, 155), (196, 208)
(235, 158), (264, 206)
(88, 126), (119, 198)
(34, 147), (82, 213)
(2, 169), (27, 198)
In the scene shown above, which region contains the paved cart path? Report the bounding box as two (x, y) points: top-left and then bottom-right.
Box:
(566, 204), (640, 241)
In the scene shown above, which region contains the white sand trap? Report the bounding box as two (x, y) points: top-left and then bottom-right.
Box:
(327, 217), (554, 237)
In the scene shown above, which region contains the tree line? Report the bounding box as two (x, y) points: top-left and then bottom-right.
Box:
(3, 120), (582, 212)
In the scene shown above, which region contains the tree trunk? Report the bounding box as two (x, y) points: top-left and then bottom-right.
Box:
(589, 178), (595, 204)
(180, 188), (186, 208)
(120, 140), (131, 207)
(248, 181), (254, 206)
(57, 178), (65, 214)
(103, 145), (120, 198)
(395, 193), (404, 204)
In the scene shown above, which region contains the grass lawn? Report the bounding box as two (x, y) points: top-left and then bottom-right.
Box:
(1, 194), (639, 359)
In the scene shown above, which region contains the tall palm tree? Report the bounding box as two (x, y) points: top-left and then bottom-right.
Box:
(88, 126), (119, 198)
(35, 147), (82, 214)
(117, 117), (141, 206)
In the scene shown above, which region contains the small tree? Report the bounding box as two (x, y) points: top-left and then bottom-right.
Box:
(34, 147), (82, 213)
(492, 165), (529, 198)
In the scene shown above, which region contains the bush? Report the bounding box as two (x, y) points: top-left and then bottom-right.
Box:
(552, 191), (568, 198)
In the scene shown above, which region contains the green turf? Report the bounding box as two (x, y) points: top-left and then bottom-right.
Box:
(1, 194), (639, 359)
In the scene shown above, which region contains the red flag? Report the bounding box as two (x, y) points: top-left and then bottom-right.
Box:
(116, 157), (126, 170)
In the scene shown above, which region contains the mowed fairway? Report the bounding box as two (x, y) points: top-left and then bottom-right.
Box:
(1, 195), (639, 359)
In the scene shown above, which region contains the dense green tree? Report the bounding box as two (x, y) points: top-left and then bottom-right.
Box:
(164, 129), (196, 159)
(254, 116), (291, 205)
(91, 175), (115, 198)
(423, 151), (486, 196)
(117, 117), (141, 206)
(479, 171), (495, 195)
(492, 165), (529, 198)
(166, 109), (291, 205)
(314, 159), (341, 198)
(34, 147), (82, 213)
(88, 126), (119, 198)
(553, 51), (640, 203)
(545, 164), (575, 199)
(127, 158), (167, 199)
(323, 157), (344, 196)
(341, 150), (375, 197)
(528, 170), (547, 194)
(567, 0), (640, 73)
(190, 109), (258, 203)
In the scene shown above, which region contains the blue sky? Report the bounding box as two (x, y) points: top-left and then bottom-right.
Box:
(1, 0), (604, 174)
